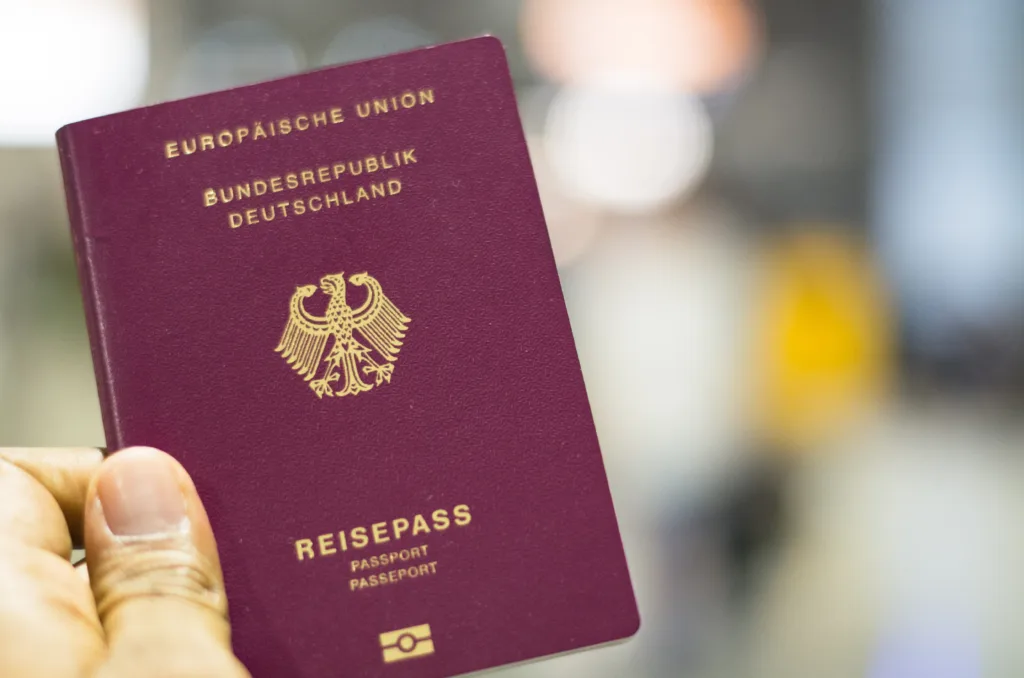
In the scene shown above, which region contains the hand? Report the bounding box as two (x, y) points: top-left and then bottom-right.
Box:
(0, 446), (250, 678)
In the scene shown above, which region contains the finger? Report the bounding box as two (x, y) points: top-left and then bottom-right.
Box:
(0, 457), (106, 677)
(86, 447), (249, 678)
(0, 447), (104, 552)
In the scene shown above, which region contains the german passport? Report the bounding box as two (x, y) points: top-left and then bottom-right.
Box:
(57, 37), (639, 677)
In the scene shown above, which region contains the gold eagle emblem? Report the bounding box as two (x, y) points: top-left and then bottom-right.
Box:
(275, 271), (410, 398)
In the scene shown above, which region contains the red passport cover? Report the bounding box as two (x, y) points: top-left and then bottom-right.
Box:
(57, 37), (639, 677)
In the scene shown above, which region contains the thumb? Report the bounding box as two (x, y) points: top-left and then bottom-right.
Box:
(84, 446), (249, 678)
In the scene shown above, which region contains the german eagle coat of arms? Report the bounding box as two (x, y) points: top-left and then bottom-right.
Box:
(275, 271), (410, 398)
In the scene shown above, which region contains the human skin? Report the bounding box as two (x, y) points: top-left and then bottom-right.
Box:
(0, 446), (250, 678)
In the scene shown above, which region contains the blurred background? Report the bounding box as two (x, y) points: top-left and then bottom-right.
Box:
(1, 0), (1023, 676)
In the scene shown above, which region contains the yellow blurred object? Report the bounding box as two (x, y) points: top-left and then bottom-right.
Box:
(753, 228), (893, 453)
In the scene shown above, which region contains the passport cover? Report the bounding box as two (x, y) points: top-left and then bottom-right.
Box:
(56, 37), (639, 678)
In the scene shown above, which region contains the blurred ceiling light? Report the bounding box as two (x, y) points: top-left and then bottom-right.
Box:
(320, 16), (436, 65)
(0, 0), (149, 146)
(521, 0), (760, 93)
(170, 18), (304, 99)
(544, 79), (713, 214)
(526, 135), (602, 268)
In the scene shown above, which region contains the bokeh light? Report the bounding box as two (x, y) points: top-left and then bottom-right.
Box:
(0, 0), (149, 145)
(521, 0), (761, 93)
(544, 79), (713, 214)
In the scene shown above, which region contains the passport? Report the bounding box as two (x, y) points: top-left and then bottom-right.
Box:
(56, 37), (639, 677)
